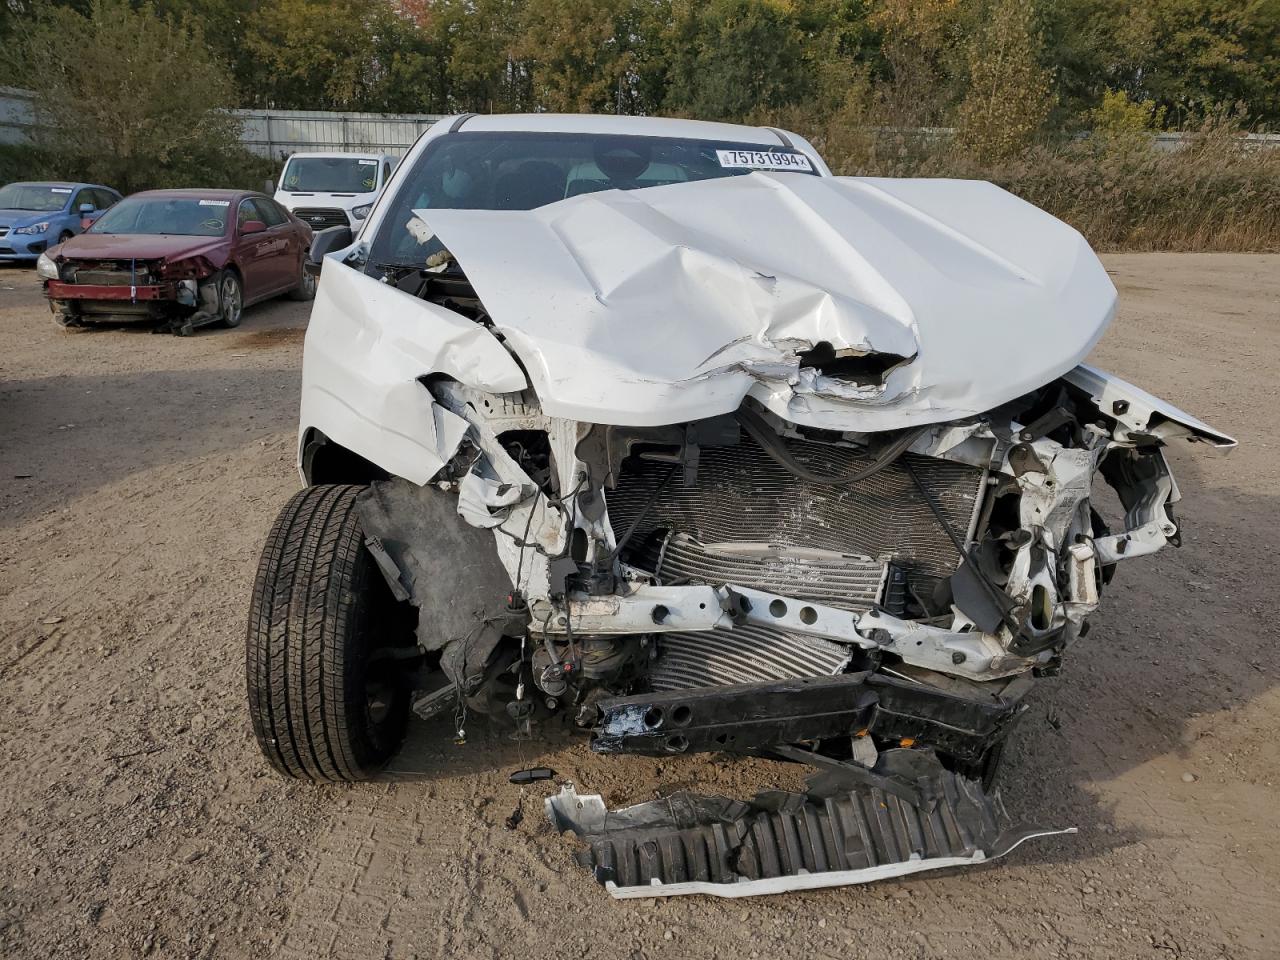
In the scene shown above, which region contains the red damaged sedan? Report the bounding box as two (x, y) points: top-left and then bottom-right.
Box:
(38, 189), (315, 335)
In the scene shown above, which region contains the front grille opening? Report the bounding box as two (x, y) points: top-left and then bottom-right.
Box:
(607, 429), (983, 613)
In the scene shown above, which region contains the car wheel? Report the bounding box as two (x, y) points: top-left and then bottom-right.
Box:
(218, 270), (244, 327)
(246, 485), (415, 782)
(56, 230), (73, 245)
(287, 256), (316, 301)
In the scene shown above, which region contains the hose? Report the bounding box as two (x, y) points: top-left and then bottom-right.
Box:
(735, 407), (930, 487)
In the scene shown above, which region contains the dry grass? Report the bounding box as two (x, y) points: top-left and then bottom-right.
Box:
(801, 114), (1280, 253)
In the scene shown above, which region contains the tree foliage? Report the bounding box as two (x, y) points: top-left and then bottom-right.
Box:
(2, 0), (1278, 139)
(5, 0), (259, 192)
(954, 0), (1054, 162)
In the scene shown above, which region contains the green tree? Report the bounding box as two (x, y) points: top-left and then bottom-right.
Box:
(245, 0), (441, 111)
(954, 0), (1054, 162)
(518, 0), (667, 114)
(1092, 87), (1166, 136)
(867, 0), (969, 128)
(1122, 0), (1280, 125)
(662, 0), (815, 121)
(8, 0), (248, 192)
(1043, 0), (1280, 128)
(425, 0), (534, 112)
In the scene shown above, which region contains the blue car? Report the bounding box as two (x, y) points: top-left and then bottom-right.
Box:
(0, 181), (123, 263)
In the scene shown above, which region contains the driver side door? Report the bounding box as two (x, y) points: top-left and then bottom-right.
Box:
(232, 198), (285, 301)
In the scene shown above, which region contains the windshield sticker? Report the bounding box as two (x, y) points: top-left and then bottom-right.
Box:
(50, 187), (73, 193)
(715, 149), (813, 172)
(198, 199), (231, 206)
(358, 159), (377, 165)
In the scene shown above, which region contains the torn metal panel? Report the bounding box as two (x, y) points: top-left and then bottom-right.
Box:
(545, 752), (1072, 899)
(299, 263), (526, 484)
(1064, 363), (1237, 450)
(415, 174), (1115, 431)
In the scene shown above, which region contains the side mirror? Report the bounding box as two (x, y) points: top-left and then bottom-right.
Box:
(306, 225), (353, 276)
(78, 202), (94, 215)
(241, 219), (268, 235)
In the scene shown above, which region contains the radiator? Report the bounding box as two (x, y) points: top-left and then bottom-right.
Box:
(648, 625), (852, 692)
(607, 433), (984, 605)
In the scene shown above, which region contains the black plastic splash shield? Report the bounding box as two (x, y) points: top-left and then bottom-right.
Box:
(545, 750), (1072, 899)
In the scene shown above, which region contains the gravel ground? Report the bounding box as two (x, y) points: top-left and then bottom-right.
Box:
(1, 253), (1277, 960)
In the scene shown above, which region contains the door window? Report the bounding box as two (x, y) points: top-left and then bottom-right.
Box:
(252, 198), (288, 227)
(237, 198), (260, 231)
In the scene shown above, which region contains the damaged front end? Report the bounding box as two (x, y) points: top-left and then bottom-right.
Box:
(44, 256), (229, 334)
(355, 362), (1224, 759)
(284, 171), (1234, 896)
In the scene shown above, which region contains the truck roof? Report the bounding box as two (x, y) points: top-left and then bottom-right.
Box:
(285, 151), (393, 161)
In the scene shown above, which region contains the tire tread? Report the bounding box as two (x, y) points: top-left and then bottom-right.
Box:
(246, 484), (401, 781)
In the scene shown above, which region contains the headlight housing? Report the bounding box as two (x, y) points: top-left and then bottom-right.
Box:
(13, 221), (51, 235)
(36, 252), (60, 280)
(351, 203), (373, 221)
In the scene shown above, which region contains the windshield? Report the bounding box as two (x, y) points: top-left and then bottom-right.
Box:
(89, 197), (232, 237)
(0, 183), (72, 212)
(368, 132), (820, 268)
(281, 157), (380, 193)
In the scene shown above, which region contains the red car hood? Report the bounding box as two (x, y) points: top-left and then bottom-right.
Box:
(54, 232), (229, 263)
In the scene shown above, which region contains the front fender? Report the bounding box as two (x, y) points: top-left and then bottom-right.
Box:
(299, 262), (528, 484)
(1064, 363), (1236, 451)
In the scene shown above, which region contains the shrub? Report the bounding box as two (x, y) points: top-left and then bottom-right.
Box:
(790, 109), (1280, 252)
(5, 0), (255, 195)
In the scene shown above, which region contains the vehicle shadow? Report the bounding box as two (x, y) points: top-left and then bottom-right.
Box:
(375, 452), (1278, 874)
(0, 366), (301, 529)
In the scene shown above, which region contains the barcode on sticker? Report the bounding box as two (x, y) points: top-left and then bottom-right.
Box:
(715, 150), (813, 172)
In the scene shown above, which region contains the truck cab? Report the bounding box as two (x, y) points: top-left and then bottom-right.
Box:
(273, 151), (396, 233)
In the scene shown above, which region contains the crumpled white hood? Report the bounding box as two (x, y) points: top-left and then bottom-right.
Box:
(414, 172), (1116, 430)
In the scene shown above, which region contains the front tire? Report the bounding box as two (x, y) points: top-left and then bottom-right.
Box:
(246, 485), (413, 781)
(218, 270), (243, 327)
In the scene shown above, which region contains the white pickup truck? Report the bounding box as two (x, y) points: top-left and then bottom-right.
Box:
(272, 151), (396, 233)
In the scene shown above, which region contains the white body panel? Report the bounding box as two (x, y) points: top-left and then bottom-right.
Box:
(300, 266), (526, 484)
(413, 173), (1117, 430)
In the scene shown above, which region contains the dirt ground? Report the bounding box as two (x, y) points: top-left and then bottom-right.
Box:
(1, 253), (1277, 960)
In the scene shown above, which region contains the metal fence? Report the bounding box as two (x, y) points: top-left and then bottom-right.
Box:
(233, 108), (446, 159)
(2, 87), (444, 156)
(0, 86), (36, 146)
(4, 85), (1278, 156)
